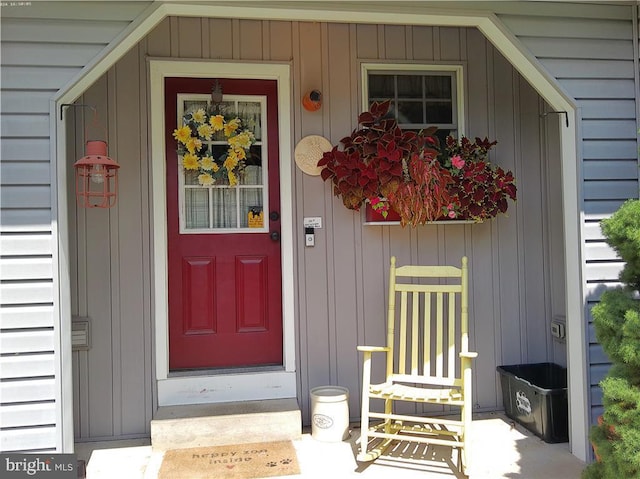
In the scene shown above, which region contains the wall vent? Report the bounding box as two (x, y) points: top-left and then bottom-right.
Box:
(72, 318), (91, 351)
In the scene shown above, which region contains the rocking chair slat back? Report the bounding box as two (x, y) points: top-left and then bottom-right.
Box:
(423, 292), (431, 378)
(390, 260), (469, 385)
(449, 291), (457, 380)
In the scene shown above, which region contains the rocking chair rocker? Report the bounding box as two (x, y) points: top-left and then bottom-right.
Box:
(357, 256), (477, 477)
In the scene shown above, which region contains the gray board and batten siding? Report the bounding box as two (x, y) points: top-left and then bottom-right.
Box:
(71, 18), (564, 440)
(0, 1), (638, 451)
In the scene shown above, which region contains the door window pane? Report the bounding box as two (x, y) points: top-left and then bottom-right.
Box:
(240, 188), (264, 228)
(183, 100), (208, 116)
(209, 100), (235, 116)
(184, 170), (200, 186)
(211, 188), (237, 228)
(238, 101), (262, 140)
(184, 189), (209, 229)
(241, 164), (263, 186)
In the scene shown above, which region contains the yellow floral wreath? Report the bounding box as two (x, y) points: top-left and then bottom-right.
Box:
(173, 108), (256, 186)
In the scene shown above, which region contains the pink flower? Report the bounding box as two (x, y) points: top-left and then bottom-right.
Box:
(451, 155), (465, 169)
(448, 210), (457, 218)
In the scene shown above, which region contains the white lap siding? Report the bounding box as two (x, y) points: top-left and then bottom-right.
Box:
(0, 1), (151, 452)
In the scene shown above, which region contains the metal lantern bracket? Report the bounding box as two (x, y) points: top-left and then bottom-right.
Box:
(60, 103), (96, 120)
(540, 110), (569, 128)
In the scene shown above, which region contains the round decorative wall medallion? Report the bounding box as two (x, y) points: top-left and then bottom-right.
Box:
(294, 135), (332, 176)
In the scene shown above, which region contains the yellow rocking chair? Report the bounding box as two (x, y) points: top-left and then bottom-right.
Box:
(357, 256), (477, 477)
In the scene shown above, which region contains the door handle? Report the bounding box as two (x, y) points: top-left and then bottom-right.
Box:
(270, 231), (280, 242)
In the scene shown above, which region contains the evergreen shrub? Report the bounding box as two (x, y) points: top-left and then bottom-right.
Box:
(583, 199), (640, 479)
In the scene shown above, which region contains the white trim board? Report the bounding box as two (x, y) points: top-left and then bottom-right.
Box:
(149, 60), (296, 406)
(157, 371), (297, 406)
(53, 2), (586, 460)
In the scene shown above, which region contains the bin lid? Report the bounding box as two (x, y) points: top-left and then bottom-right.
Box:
(310, 386), (349, 402)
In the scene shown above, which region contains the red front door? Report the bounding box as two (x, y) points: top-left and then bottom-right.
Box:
(165, 77), (282, 370)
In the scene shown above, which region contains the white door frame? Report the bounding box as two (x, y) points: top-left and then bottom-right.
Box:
(148, 60), (296, 406)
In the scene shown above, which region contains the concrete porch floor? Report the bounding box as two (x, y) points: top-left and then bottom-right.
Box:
(76, 412), (586, 478)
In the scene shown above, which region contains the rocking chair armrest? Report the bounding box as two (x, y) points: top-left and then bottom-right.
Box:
(357, 346), (390, 353)
(459, 351), (478, 359)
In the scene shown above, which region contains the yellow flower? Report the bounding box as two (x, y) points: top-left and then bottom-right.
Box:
(198, 172), (215, 186)
(227, 148), (238, 160)
(182, 153), (199, 170)
(232, 146), (246, 160)
(211, 162), (220, 172)
(228, 171), (237, 186)
(224, 118), (241, 137)
(192, 109), (206, 123)
(185, 137), (203, 154)
(228, 131), (254, 149)
(173, 125), (192, 144)
(210, 115), (224, 131)
(225, 149), (239, 164)
(224, 154), (239, 171)
(200, 156), (216, 171)
(197, 123), (214, 140)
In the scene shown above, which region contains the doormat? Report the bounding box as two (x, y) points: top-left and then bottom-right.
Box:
(157, 440), (300, 479)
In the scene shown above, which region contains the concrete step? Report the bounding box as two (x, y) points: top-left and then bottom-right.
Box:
(150, 398), (301, 451)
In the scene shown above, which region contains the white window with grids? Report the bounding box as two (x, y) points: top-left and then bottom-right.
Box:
(361, 64), (465, 141)
(177, 94), (268, 234)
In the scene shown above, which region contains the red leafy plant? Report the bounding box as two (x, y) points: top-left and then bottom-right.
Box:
(318, 100), (517, 226)
(439, 136), (517, 220)
(387, 151), (455, 227)
(318, 100), (426, 210)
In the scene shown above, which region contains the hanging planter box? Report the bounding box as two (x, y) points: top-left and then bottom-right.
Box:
(318, 101), (517, 228)
(364, 202), (402, 223)
(364, 202), (480, 226)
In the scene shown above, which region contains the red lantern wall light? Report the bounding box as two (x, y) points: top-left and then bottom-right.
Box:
(61, 103), (120, 209)
(74, 140), (120, 208)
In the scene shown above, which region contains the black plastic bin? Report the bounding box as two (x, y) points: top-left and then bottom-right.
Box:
(496, 362), (568, 443)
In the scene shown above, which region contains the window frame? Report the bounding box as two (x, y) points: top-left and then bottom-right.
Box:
(360, 63), (465, 137)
